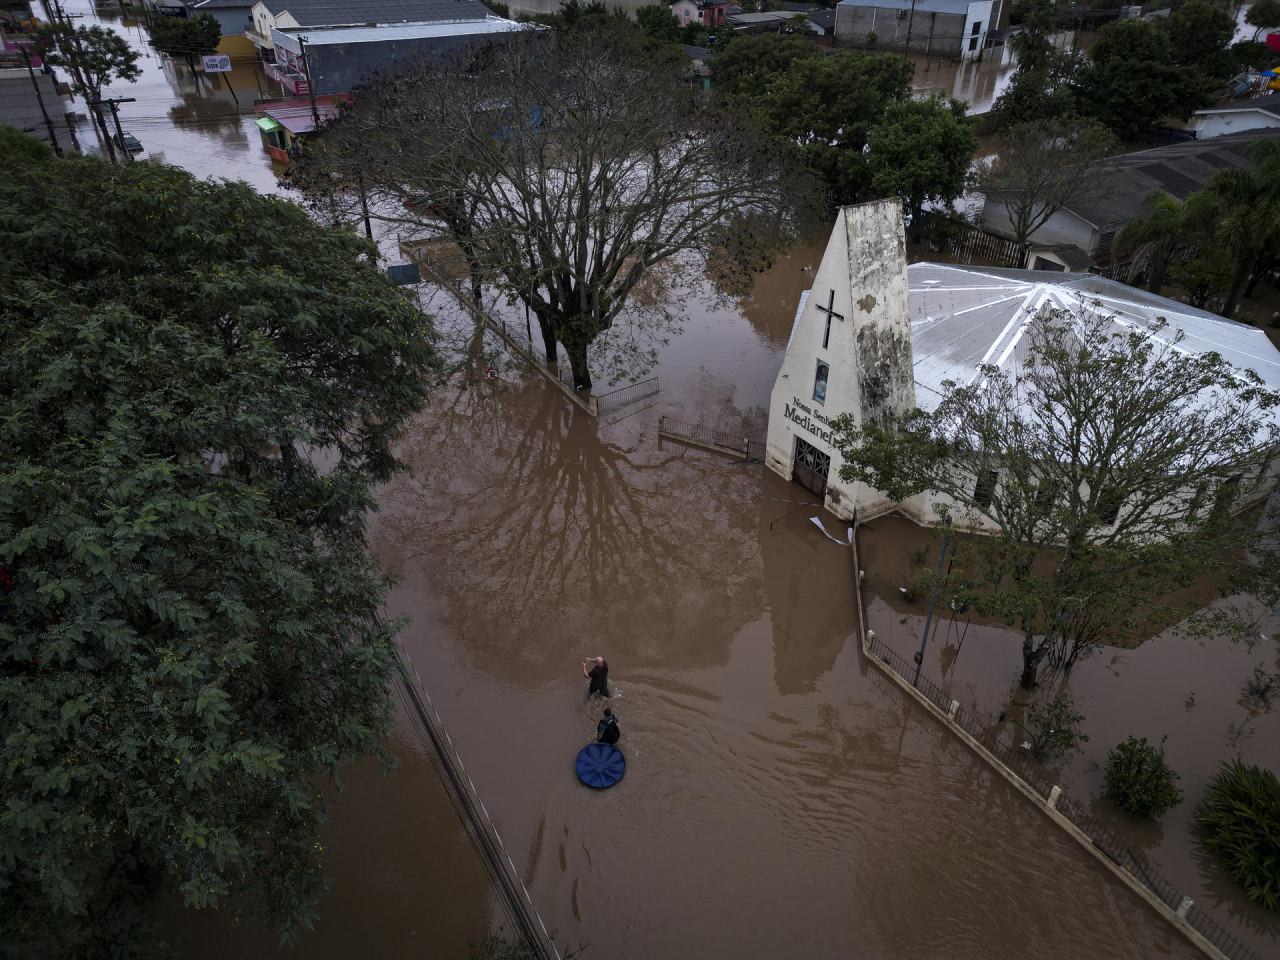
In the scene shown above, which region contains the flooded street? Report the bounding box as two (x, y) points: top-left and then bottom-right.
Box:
(56, 4), (1271, 957)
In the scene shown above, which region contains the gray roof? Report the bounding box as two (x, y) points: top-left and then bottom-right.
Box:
(192, 0), (251, 9)
(258, 0), (489, 26)
(808, 9), (836, 27)
(1195, 95), (1280, 118)
(1065, 128), (1280, 228)
(837, 0), (978, 15)
(682, 44), (711, 60)
(1031, 242), (1096, 271)
(907, 263), (1280, 415)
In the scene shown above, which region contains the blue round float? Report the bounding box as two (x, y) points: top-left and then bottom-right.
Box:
(576, 742), (626, 789)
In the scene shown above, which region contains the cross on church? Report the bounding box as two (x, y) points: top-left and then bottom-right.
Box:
(816, 289), (844, 349)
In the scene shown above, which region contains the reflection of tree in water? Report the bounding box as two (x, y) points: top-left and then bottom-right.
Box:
(371, 376), (767, 683)
(734, 232), (826, 348)
(1190, 839), (1280, 941)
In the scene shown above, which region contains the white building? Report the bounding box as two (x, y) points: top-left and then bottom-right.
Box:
(766, 201), (1280, 525)
(1193, 96), (1280, 140)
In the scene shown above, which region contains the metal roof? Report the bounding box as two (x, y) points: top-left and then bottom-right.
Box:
(258, 0), (489, 26)
(837, 0), (979, 15)
(907, 263), (1280, 417)
(279, 16), (525, 44)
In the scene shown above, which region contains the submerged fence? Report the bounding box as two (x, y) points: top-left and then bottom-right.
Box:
(596, 377), (659, 419)
(862, 630), (1260, 960)
(393, 639), (562, 960)
(657, 416), (766, 461)
(912, 212), (1024, 267)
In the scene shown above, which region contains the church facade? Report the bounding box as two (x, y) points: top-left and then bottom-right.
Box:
(765, 201), (916, 522)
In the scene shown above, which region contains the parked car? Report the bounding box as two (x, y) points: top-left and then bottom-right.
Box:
(115, 131), (143, 154)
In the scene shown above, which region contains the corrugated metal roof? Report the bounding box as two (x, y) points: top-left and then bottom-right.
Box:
(281, 16), (525, 44)
(260, 0), (489, 26)
(907, 263), (1280, 418)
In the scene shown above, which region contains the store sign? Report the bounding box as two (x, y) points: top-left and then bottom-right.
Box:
(202, 55), (232, 73)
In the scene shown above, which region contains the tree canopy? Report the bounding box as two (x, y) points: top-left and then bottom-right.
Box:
(832, 308), (1280, 688)
(866, 95), (977, 228)
(148, 12), (223, 70)
(37, 22), (140, 161)
(297, 23), (820, 391)
(0, 137), (440, 954)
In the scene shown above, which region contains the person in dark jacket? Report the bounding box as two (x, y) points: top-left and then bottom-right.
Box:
(583, 655), (609, 697)
(596, 708), (620, 745)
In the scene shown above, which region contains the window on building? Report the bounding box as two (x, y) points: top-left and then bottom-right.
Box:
(969, 36), (979, 51)
(973, 469), (998, 508)
(813, 360), (829, 405)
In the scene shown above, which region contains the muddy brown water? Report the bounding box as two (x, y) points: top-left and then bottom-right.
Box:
(862, 515), (1280, 959)
(172, 245), (1211, 960)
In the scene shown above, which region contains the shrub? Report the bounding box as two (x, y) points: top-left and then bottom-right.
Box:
(1017, 689), (1087, 761)
(1195, 759), (1280, 913)
(1103, 735), (1182, 819)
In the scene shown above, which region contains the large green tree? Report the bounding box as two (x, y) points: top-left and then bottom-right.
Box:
(1073, 18), (1208, 139)
(750, 50), (913, 203)
(866, 95), (978, 230)
(710, 32), (824, 98)
(635, 4), (681, 44)
(0, 139), (439, 954)
(37, 22), (140, 162)
(148, 12), (223, 71)
(1115, 188), (1212, 294)
(833, 309), (1280, 689)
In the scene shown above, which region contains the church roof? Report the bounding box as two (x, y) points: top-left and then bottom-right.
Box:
(907, 263), (1280, 416)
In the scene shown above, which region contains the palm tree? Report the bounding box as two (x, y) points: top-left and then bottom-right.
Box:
(1198, 139), (1280, 318)
(1116, 189), (1209, 294)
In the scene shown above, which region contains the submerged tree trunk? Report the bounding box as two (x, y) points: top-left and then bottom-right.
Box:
(1147, 256), (1169, 294)
(536, 313), (557, 367)
(566, 337), (592, 392)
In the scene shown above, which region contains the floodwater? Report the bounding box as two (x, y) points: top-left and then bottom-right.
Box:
(177, 244), (1203, 960)
(861, 515), (1280, 959)
(58, 5), (1258, 957)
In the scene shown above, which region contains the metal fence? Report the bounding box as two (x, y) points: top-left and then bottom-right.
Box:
(864, 633), (1260, 960)
(596, 377), (660, 417)
(657, 416), (766, 461)
(393, 640), (562, 960)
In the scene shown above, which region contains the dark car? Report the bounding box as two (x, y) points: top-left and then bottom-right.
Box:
(115, 131), (143, 154)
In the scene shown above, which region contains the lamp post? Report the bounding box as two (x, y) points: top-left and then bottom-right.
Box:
(912, 535), (948, 689)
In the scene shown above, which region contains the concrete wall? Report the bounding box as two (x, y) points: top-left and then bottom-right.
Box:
(766, 201), (916, 521)
(834, 2), (990, 60)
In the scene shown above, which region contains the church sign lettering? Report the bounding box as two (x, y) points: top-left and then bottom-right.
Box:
(785, 396), (834, 446)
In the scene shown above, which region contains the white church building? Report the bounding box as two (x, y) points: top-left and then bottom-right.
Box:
(765, 200), (1280, 524)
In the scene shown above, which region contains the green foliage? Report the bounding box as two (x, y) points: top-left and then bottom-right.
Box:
(681, 22), (709, 45)
(711, 32), (824, 98)
(1017, 689), (1087, 760)
(0, 136), (440, 954)
(1247, 0), (1280, 38)
(1195, 760), (1280, 912)
(1073, 18), (1209, 138)
(992, 49), (1082, 124)
(1103, 736), (1183, 819)
(636, 4), (681, 44)
(38, 22), (140, 99)
(743, 50), (913, 203)
(1167, 0), (1236, 77)
(149, 13), (223, 67)
(867, 95), (977, 222)
(0, 122), (55, 164)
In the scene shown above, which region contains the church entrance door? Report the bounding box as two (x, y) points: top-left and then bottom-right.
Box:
(792, 437), (830, 498)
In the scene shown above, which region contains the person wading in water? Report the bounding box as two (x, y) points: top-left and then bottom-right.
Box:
(583, 656), (609, 697)
(596, 708), (620, 745)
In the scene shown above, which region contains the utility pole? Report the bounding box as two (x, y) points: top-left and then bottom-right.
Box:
(297, 35), (321, 129)
(92, 97), (137, 162)
(904, 0), (918, 57)
(19, 46), (63, 156)
(50, 0), (116, 161)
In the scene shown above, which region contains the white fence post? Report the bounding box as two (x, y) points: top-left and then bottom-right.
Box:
(1047, 785), (1061, 810)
